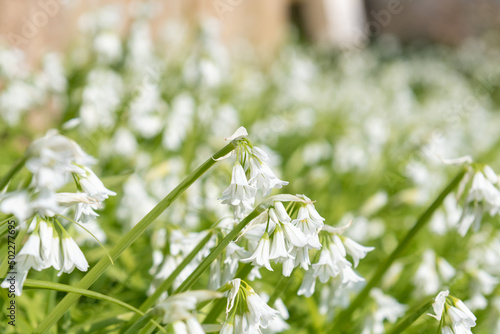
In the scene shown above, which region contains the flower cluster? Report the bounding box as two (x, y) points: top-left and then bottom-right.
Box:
(428, 290), (477, 334)
(219, 128), (288, 219)
(239, 197), (323, 277)
(0, 130), (114, 295)
(298, 223), (374, 297)
(221, 279), (279, 333)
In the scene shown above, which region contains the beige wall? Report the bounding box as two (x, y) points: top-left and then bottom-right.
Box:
(0, 0), (290, 65)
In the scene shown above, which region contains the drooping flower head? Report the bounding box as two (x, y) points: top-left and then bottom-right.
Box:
(428, 290), (477, 334)
(222, 279), (279, 333)
(219, 127), (288, 219)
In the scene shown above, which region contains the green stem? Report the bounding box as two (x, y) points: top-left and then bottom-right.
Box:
(121, 230), (215, 332)
(335, 169), (465, 330)
(387, 299), (433, 334)
(33, 142), (236, 334)
(173, 208), (262, 294)
(0, 156), (27, 191)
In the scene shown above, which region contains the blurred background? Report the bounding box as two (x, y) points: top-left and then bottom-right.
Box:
(2, 0), (500, 64)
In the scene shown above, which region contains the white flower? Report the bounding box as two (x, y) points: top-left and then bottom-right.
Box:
(0, 191), (32, 223)
(429, 290), (449, 321)
(297, 269), (316, 297)
(56, 192), (101, 222)
(312, 248), (337, 283)
(18, 232), (46, 271)
(241, 233), (273, 271)
(220, 322), (233, 334)
(292, 206), (322, 249)
(281, 222), (307, 248)
(246, 292), (280, 328)
(38, 220), (53, 265)
(155, 290), (222, 325)
(1, 232), (44, 296)
(26, 130), (95, 191)
(224, 279), (279, 332)
(457, 165), (500, 236)
(291, 246), (311, 270)
(48, 233), (62, 270)
(219, 163), (257, 218)
(297, 194), (325, 226)
(77, 166), (116, 202)
(269, 225), (288, 260)
(248, 147), (288, 195)
(343, 237), (375, 268)
(262, 296), (290, 333)
(428, 290), (477, 334)
(58, 236), (89, 275)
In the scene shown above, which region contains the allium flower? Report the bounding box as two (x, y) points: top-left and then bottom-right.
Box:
(292, 206), (323, 249)
(219, 163), (257, 218)
(239, 199), (313, 276)
(241, 232), (273, 271)
(456, 164), (500, 236)
(269, 224), (288, 260)
(26, 130), (96, 191)
(299, 223), (373, 297)
(428, 290), (477, 334)
(58, 235), (89, 275)
(56, 192), (101, 222)
(248, 147), (288, 195)
(343, 237), (375, 268)
(223, 279), (279, 333)
(1, 229), (45, 296)
(0, 191), (32, 223)
(77, 166), (117, 202)
(219, 129), (289, 219)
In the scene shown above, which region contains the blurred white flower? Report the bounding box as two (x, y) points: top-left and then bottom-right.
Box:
(457, 164), (500, 236)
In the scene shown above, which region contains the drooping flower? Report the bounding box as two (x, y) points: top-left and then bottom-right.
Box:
(219, 163), (257, 219)
(219, 128), (289, 219)
(241, 232), (273, 271)
(58, 235), (89, 275)
(223, 279), (279, 333)
(456, 164), (500, 236)
(76, 166), (117, 203)
(428, 290), (477, 334)
(247, 146), (288, 196)
(298, 222), (374, 297)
